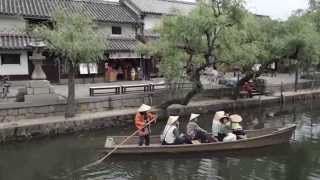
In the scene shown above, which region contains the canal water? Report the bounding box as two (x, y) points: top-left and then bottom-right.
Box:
(0, 101), (320, 180)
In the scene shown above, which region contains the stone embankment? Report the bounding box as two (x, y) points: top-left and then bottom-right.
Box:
(0, 89), (320, 143)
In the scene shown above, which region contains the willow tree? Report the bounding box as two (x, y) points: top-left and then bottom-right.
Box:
(36, 11), (106, 117)
(221, 14), (287, 96)
(141, 0), (246, 109)
(281, 14), (320, 91)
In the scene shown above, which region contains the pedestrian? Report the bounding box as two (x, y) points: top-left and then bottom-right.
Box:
(131, 67), (136, 81)
(117, 66), (124, 80)
(135, 104), (157, 146)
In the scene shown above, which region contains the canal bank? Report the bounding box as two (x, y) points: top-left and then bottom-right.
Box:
(0, 89), (320, 143)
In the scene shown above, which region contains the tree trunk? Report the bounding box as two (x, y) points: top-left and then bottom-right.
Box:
(65, 60), (76, 118)
(157, 72), (202, 110)
(294, 66), (299, 92)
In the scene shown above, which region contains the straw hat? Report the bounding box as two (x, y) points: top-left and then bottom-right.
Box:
(167, 116), (179, 125)
(213, 111), (228, 122)
(189, 113), (200, 121)
(230, 114), (243, 123)
(138, 104), (151, 112)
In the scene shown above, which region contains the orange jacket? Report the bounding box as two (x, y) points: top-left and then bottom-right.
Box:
(135, 113), (146, 130)
(135, 112), (156, 130)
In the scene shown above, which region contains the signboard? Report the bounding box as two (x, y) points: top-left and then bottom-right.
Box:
(88, 63), (98, 74)
(79, 63), (89, 74)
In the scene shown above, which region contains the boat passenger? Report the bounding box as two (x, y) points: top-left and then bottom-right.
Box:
(135, 104), (157, 146)
(161, 116), (186, 145)
(212, 111), (231, 141)
(229, 114), (247, 139)
(187, 113), (210, 143)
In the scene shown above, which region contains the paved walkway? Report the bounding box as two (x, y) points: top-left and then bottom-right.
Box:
(2, 73), (309, 101)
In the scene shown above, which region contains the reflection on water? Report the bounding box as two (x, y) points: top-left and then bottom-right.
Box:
(1, 101), (320, 180)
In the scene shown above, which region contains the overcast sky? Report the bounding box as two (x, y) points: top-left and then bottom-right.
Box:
(105, 0), (309, 20)
(246, 0), (309, 20)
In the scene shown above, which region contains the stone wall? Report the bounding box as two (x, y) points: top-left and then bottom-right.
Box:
(0, 91), (169, 123)
(1, 88), (320, 124)
(1, 90), (320, 143)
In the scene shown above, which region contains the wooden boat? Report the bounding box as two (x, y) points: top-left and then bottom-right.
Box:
(104, 125), (296, 155)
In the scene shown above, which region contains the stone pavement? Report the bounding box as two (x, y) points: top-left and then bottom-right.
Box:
(2, 73), (308, 101)
(4, 78), (165, 100)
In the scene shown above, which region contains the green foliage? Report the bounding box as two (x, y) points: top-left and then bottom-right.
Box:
(35, 10), (106, 65)
(141, 0), (246, 82)
(142, 0), (320, 83)
(281, 14), (320, 71)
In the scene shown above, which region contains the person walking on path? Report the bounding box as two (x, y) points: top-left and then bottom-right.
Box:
(135, 104), (157, 146)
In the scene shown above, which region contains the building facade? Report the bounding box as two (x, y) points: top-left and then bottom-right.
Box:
(0, 0), (144, 82)
(120, 0), (196, 77)
(0, 0), (197, 82)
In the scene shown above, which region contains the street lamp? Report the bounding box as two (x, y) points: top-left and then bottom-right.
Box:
(28, 39), (47, 80)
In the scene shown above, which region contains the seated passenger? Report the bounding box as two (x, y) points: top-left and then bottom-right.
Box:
(229, 114), (247, 139)
(212, 111), (231, 141)
(161, 116), (186, 145)
(187, 113), (211, 143)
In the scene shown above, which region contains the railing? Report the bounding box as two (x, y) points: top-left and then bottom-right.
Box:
(89, 82), (194, 96)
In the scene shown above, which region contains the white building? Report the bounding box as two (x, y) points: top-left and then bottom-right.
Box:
(0, 0), (141, 82)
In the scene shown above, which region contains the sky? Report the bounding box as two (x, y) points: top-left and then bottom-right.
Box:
(245, 0), (309, 20)
(104, 0), (309, 20)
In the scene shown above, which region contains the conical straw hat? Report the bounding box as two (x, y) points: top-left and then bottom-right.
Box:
(213, 111), (227, 121)
(230, 114), (243, 123)
(167, 116), (179, 125)
(138, 104), (151, 112)
(189, 113), (200, 121)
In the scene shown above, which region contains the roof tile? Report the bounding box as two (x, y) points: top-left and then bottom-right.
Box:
(125, 0), (195, 15)
(0, 0), (138, 24)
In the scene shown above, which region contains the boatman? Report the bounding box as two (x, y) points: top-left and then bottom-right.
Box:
(135, 104), (157, 146)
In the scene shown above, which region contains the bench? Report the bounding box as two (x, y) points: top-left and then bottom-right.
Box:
(121, 84), (149, 94)
(150, 82), (167, 91)
(89, 86), (121, 96)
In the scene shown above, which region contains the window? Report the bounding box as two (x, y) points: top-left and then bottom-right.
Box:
(112, 26), (122, 35)
(1, 54), (20, 65)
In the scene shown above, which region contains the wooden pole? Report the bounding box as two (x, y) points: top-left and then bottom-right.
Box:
(76, 117), (157, 171)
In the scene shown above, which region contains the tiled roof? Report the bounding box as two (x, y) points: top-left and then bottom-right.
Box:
(0, 32), (139, 51)
(0, 32), (34, 50)
(0, 0), (138, 24)
(123, 0), (195, 15)
(106, 36), (139, 52)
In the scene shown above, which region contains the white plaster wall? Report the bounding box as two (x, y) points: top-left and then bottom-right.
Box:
(97, 23), (136, 37)
(144, 15), (162, 30)
(0, 52), (29, 75)
(0, 16), (26, 32)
